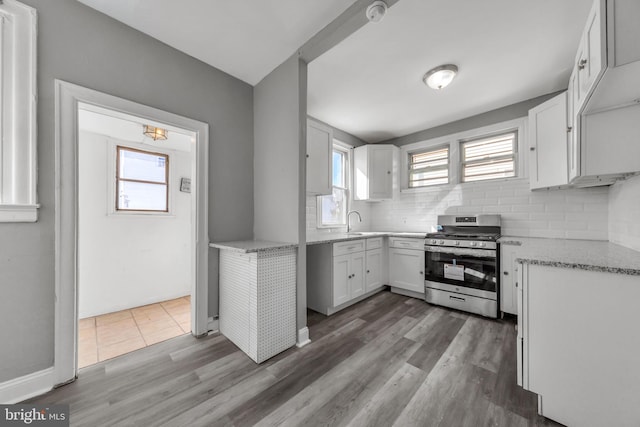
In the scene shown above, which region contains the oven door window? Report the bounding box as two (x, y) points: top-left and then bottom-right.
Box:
(425, 250), (497, 292)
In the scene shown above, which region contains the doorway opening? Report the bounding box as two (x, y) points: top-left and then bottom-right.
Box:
(54, 81), (209, 386)
(76, 105), (196, 368)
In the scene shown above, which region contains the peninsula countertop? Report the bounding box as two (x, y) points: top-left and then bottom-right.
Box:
(499, 236), (640, 276)
(209, 240), (298, 253)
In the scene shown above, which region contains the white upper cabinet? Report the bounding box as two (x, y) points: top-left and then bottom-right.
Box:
(354, 144), (398, 201)
(576, 2), (604, 104)
(567, 0), (640, 186)
(528, 92), (569, 190)
(306, 120), (332, 195)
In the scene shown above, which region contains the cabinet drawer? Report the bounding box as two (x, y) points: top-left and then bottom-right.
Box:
(333, 239), (365, 256)
(366, 237), (383, 250)
(389, 237), (424, 250)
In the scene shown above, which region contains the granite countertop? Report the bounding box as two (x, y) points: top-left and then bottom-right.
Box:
(209, 240), (298, 253)
(306, 231), (426, 245)
(498, 236), (640, 276)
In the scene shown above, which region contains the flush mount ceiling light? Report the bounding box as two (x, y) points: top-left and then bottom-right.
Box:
(366, 0), (388, 23)
(143, 125), (168, 141)
(423, 64), (459, 90)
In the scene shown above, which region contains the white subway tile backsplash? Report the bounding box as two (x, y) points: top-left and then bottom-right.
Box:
(367, 178), (609, 239)
(608, 174), (640, 251)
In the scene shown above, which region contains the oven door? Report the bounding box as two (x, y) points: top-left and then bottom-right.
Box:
(424, 246), (497, 298)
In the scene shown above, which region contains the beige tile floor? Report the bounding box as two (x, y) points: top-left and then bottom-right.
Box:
(78, 296), (191, 369)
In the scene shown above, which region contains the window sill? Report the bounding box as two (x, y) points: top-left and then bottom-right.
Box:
(0, 204), (40, 222)
(108, 211), (176, 218)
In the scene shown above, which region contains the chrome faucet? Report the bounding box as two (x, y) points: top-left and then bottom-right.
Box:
(347, 210), (362, 233)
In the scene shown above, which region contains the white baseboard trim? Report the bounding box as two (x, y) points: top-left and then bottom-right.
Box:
(296, 327), (311, 348)
(207, 317), (219, 334)
(0, 367), (54, 404)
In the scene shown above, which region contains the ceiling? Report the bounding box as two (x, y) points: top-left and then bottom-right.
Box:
(77, 0), (359, 85)
(78, 104), (194, 152)
(78, 0), (592, 143)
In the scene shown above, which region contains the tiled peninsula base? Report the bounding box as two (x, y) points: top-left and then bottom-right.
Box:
(218, 245), (297, 363)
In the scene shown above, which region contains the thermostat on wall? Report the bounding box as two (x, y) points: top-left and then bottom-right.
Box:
(180, 178), (191, 193)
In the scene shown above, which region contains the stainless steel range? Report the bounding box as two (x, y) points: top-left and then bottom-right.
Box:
(424, 214), (500, 318)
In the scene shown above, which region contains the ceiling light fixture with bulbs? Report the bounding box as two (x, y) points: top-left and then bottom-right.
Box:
(366, 0), (388, 23)
(423, 64), (459, 90)
(143, 125), (168, 141)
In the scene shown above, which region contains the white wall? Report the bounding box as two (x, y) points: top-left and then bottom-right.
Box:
(367, 178), (609, 239)
(78, 131), (192, 318)
(609, 174), (640, 251)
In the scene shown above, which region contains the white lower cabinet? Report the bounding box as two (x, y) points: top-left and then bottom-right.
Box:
(518, 263), (640, 426)
(365, 248), (383, 291)
(307, 237), (387, 315)
(499, 244), (519, 315)
(388, 237), (425, 296)
(332, 251), (365, 306)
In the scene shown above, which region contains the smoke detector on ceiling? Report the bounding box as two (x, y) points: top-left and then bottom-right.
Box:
(366, 1), (388, 23)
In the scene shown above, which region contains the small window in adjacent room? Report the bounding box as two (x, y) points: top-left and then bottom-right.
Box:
(318, 145), (349, 227)
(116, 146), (169, 212)
(408, 145), (450, 188)
(461, 131), (517, 183)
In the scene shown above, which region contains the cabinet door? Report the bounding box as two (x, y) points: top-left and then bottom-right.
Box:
(500, 249), (517, 315)
(389, 248), (424, 293)
(580, 1), (603, 99)
(568, 69), (581, 182)
(369, 146), (393, 199)
(528, 92), (569, 189)
(307, 121), (332, 195)
(365, 248), (383, 291)
(332, 254), (350, 306)
(350, 252), (366, 298)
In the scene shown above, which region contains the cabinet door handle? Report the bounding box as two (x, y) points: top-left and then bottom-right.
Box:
(367, 270), (370, 273)
(387, 171), (391, 174)
(578, 58), (587, 70)
(449, 295), (465, 302)
(529, 147), (536, 151)
(503, 271), (509, 276)
(567, 126), (573, 133)
(419, 271), (423, 275)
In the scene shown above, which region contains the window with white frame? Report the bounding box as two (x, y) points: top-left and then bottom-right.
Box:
(317, 144), (349, 227)
(0, 1), (38, 222)
(116, 146), (169, 212)
(460, 131), (517, 183)
(408, 145), (449, 188)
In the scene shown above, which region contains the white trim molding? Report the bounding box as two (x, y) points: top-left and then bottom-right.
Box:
(54, 80), (209, 386)
(0, 1), (38, 221)
(0, 368), (54, 404)
(296, 327), (311, 348)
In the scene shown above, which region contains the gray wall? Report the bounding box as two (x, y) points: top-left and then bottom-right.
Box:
(381, 92), (562, 146)
(254, 55), (304, 244)
(0, 0), (254, 383)
(254, 54), (308, 334)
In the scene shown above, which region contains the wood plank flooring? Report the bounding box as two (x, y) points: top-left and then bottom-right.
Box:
(29, 291), (561, 426)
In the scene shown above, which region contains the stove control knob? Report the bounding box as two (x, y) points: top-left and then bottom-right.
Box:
(469, 241), (477, 247)
(431, 239), (437, 245)
(479, 242), (486, 247)
(438, 240), (445, 245)
(455, 241), (460, 246)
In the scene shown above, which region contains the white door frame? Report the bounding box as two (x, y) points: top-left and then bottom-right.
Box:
(53, 80), (209, 385)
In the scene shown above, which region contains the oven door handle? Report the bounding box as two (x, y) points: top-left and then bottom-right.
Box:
(424, 245), (496, 258)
